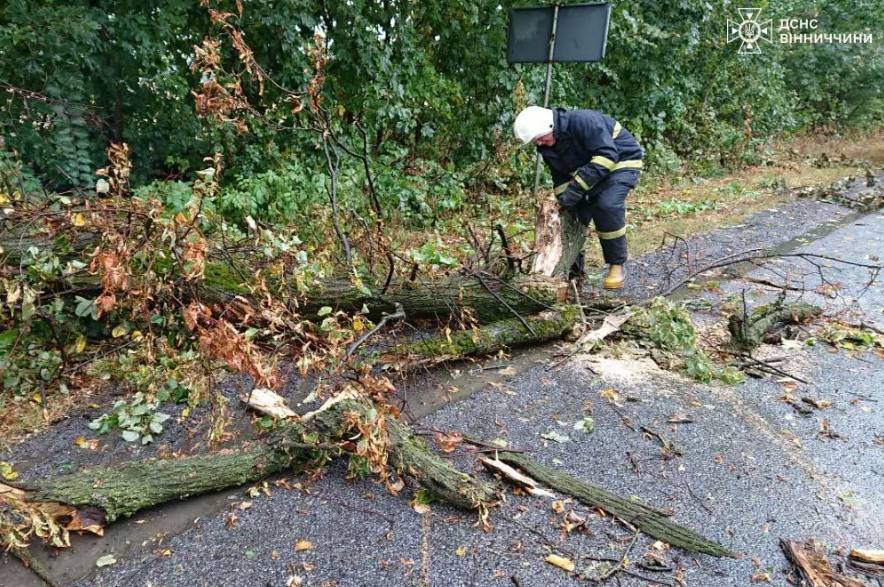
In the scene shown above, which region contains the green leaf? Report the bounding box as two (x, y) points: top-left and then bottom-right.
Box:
(540, 430), (571, 444)
(0, 329), (18, 351)
(121, 430), (140, 442)
(413, 488), (436, 506)
(573, 417), (594, 434)
(0, 461), (19, 481)
(317, 306), (333, 317)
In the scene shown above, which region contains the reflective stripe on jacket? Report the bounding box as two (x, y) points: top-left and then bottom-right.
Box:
(539, 108), (644, 195)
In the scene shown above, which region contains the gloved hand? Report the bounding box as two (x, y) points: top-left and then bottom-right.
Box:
(557, 182), (587, 209)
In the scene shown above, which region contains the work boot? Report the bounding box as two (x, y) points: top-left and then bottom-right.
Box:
(602, 264), (625, 290)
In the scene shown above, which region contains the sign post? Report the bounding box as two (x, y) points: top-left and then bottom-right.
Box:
(506, 2), (612, 194)
(532, 5), (560, 195)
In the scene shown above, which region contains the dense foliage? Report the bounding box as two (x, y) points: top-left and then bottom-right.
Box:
(0, 0), (880, 218)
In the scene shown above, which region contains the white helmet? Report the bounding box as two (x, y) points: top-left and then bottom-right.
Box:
(513, 106), (554, 144)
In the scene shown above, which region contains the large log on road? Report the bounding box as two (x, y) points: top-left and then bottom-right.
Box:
(18, 393), (497, 524)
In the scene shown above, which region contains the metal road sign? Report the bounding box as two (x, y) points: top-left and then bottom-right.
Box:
(507, 3), (612, 64)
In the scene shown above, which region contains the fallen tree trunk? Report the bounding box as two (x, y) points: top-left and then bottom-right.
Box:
(0, 229), (98, 267)
(31, 445), (291, 522)
(377, 305), (581, 366)
(15, 392), (496, 527)
(292, 272), (569, 322)
(1, 228), (570, 323)
(496, 451), (736, 558)
(9, 390), (733, 562)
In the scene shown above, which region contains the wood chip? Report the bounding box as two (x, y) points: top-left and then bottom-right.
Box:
(545, 553), (575, 572)
(244, 387), (297, 419)
(848, 548), (884, 564)
(479, 456), (554, 498)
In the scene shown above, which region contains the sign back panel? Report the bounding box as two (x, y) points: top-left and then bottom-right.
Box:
(506, 3), (612, 64)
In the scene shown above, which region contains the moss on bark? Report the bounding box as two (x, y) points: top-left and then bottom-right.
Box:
(380, 305), (581, 363)
(729, 301), (822, 351)
(32, 445), (291, 522)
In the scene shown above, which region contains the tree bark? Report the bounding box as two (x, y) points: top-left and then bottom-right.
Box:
(275, 273), (570, 323)
(31, 445), (291, 522)
(377, 305), (581, 366)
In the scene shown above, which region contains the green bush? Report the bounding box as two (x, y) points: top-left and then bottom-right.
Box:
(0, 0), (879, 206)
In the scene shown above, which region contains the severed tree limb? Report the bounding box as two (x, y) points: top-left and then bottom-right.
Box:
(728, 298), (822, 351)
(1, 231), (572, 324)
(200, 266), (571, 323)
(780, 539), (865, 587)
(7, 304), (583, 538)
(530, 193), (588, 278)
(279, 391), (498, 510)
(30, 444), (292, 522)
(494, 451), (736, 558)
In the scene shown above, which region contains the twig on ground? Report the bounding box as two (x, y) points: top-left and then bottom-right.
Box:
(659, 249), (882, 298)
(599, 530), (641, 582)
(571, 279), (588, 329)
(720, 349), (809, 384)
(683, 481), (712, 514)
(640, 426), (683, 459)
(742, 275), (806, 293)
(344, 302), (405, 360)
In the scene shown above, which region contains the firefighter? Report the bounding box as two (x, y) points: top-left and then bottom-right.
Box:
(514, 106), (644, 289)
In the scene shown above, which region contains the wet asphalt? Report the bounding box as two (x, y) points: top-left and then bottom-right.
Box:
(1, 194), (882, 587)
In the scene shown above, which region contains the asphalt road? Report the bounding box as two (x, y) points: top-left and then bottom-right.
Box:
(2, 202), (881, 587)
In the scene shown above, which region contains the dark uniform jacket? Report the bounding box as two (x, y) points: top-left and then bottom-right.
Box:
(538, 108), (644, 196)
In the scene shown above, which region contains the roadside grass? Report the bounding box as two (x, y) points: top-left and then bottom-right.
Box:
(580, 129), (884, 266)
